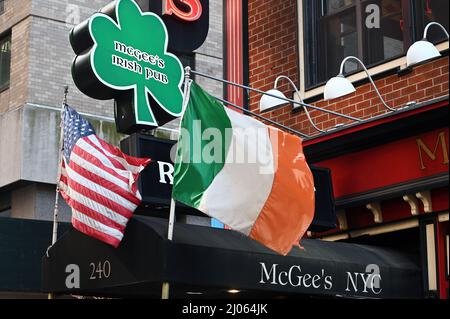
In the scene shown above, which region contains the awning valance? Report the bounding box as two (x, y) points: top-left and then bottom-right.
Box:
(42, 216), (422, 298)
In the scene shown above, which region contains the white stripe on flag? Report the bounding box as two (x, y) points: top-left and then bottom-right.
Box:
(63, 165), (137, 212)
(198, 108), (275, 235)
(72, 209), (124, 241)
(77, 139), (133, 177)
(87, 135), (143, 174)
(59, 179), (129, 226)
(70, 151), (130, 191)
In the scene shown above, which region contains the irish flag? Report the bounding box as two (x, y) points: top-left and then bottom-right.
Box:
(173, 81), (315, 256)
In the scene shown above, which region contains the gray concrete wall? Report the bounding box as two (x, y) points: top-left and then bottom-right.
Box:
(0, 107), (22, 187)
(10, 183), (72, 222)
(34, 183), (72, 222)
(28, 0), (114, 117)
(11, 184), (36, 220)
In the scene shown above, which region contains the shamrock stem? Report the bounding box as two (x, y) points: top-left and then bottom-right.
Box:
(135, 87), (157, 126)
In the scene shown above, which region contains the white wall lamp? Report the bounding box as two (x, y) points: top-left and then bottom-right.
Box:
(324, 56), (397, 112)
(407, 22), (449, 67)
(260, 75), (327, 133)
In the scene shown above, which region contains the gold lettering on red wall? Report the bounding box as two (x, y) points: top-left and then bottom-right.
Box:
(417, 132), (449, 170)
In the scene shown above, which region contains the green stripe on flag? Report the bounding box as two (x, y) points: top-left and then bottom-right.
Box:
(172, 82), (232, 209)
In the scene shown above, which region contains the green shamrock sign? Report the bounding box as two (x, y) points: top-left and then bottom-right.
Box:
(88, 0), (184, 126)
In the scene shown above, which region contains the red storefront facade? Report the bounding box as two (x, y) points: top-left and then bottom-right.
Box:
(225, 0), (449, 299)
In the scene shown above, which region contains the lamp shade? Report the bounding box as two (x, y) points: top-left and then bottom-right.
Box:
(324, 76), (356, 100)
(406, 40), (441, 67)
(259, 89), (288, 112)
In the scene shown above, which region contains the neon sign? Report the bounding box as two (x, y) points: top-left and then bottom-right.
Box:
(163, 0), (203, 22)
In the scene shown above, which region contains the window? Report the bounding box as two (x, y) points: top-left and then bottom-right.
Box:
(0, 0), (5, 15)
(0, 35), (11, 91)
(415, 0), (449, 44)
(303, 0), (449, 89)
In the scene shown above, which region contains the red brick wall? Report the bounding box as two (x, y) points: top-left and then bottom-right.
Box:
(248, 0), (299, 122)
(248, 0), (449, 137)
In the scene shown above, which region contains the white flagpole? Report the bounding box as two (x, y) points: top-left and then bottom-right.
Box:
(161, 197), (176, 300)
(161, 67), (191, 300)
(48, 85), (68, 300)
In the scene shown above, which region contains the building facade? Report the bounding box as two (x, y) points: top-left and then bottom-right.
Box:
(0, 0), (223, 296)
(231, 0), (448, 299)
(0, 0), (448, 299)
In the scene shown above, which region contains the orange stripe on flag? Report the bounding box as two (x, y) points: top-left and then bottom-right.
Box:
(249, 127), (315, 256)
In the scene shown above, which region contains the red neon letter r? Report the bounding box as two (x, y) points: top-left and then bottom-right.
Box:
(163, 0), (203, 22)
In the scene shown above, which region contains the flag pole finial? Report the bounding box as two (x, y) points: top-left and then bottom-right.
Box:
(185, 66), (191, 79)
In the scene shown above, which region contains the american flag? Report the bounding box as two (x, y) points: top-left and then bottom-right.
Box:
(58, 105), (150, 248)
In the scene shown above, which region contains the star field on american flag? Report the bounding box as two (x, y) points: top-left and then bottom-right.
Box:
(63, 105), (96, 163)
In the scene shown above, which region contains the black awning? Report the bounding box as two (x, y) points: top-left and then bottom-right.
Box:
(42, 216), (422, 299)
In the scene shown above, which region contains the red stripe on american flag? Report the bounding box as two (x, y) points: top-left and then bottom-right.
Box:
(59, 186), (71, 205)
(60, 174), (134, 219)
(72, 145), (131, 184)
(68, 157), (141, 206)
(72, 218), (122, 248)
(97, 137), (151, 169)
(84, 138), (127, 171)
(64, 194), (126, 232)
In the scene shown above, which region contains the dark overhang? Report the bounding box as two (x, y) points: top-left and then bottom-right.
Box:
(304, 96), (449, 163)
(42, 216), (422, 299)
